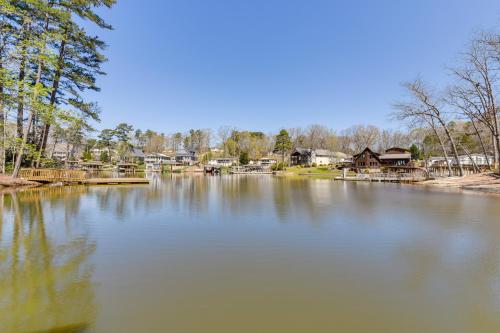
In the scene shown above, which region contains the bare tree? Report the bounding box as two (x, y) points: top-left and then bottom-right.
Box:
(304, 124), (331, 150)
(392, 102), (454, 177)
(344, 124), (380, 153)
(446, 85), (492, 169)
(451, 32), (499, 171)
(398, 79), (464, 176)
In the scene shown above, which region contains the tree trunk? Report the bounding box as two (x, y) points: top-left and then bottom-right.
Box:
(12, 18), (48, 178)
(37, 35), (67, 166)
(437, 118), (464, 176)
(492, 111), (500, 173)
(12, 111), (34, 177)
(0, 57), (4, 173)
(493, 134), (499, 171)
(430, 123), (453, 177)
(16, 54), (26, 139)
(458, 142), (480, 173)
(469, 116), (491, 170)
(16, 22), (29, 139)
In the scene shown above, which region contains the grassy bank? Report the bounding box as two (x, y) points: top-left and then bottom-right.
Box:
(279, 166), (352, 178)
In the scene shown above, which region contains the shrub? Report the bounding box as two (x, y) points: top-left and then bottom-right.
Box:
(311, 162), (317, 167)
(272, 162), (287, 171)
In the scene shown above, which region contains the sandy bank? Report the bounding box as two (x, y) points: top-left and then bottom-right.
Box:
(0, 175), (40, 188)
(418, 172), (500, 194)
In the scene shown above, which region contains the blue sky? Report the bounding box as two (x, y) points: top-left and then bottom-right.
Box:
(86, 0), (499, 133)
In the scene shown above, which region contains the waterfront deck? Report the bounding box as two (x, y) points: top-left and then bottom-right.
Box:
(20, 168), (87, 183)
(335, 173), (426, 183)
(20, 168), (149, 185)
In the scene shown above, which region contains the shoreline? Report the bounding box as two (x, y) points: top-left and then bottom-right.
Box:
(414, 172), (500, 195)
(0, 175), (40, 189)
(2, 171), (500, 197)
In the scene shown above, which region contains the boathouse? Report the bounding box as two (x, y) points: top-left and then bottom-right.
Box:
(80, 161), (104, 171)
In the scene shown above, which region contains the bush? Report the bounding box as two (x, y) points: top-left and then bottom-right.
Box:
(311, 162), (317, 167)
(100, 151), (109, 162)
(239, 151), (249, 165)
(272, 162), (286, 171)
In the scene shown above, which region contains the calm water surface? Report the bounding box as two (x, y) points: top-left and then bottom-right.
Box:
(1, 175), (500, 333)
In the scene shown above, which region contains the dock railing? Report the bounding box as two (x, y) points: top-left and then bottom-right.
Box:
(20, 168), (87, 182)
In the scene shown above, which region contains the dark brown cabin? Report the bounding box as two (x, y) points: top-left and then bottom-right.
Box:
(352, 147), (381, 169)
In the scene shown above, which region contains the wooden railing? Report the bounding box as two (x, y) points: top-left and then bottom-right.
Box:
(365, 173), (426, 182)
(20, 168), (87, 182)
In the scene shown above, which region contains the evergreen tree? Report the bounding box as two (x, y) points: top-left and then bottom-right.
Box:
(274, 129), (292, 170)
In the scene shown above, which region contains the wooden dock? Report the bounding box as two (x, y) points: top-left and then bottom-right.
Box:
(20, 168), (87, 183)
(335, 173), (426, 183)
(20, 168), (149, 185)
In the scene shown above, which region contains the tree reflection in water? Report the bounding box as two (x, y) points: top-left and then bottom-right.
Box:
(0, 187), (96, 333)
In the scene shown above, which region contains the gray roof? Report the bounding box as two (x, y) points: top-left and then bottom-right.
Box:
(293, 148), (333, 156)
(314, 149), (333, 156)
(132, 148), (145, 158)
(175, 149), (196, 157)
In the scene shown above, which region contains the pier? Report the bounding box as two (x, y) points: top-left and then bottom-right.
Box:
(19, 168), (149, 185)
(335, 172), (426, 183)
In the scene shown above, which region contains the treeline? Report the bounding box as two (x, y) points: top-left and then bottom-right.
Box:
(393, 29), (499, 175)
(0, 0), (115, 176)
(84, 123), (419, 162)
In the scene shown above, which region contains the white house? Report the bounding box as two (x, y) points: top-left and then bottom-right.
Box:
(331, 152), (350, 164)
(52, 150), (68, 160)
(258, 157), (277, 167)
(290, 148), (334, 166)
(208, 157), (238, 167)
(428, 154), (493, 167)
(145, 153), (170, 171)
(455, 154), (493, 166)
(427, 156), (454, 167)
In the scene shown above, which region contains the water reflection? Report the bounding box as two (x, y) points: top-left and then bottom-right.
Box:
(0, 187), (96, 333)
(0, 176), (500, 333)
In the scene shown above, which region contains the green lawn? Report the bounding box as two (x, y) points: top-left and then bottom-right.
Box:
(285, 166), (342, 175)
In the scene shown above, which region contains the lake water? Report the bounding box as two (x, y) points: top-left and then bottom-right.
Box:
(1, 175), (500, 333)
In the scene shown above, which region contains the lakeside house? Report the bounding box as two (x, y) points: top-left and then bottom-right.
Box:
(331, 152), (351, 164)
(131, 148), (145, 163)
(353, 147), (411, 170)
(145, 153), (170, 171)
(258, 157), (277, 167)
(52, 150), (68, 161)
(290, 148), (334, 166)
(379, 147), (411, 167)
(353, 147), (381, 169)
(427, 154), (493, 167)
(456, 154), (493, 166)
(173, 149), (197, 165)
(208, 157), (238, 167)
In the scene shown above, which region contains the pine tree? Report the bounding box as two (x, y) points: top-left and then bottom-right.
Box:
(274, 129), (292, 170)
